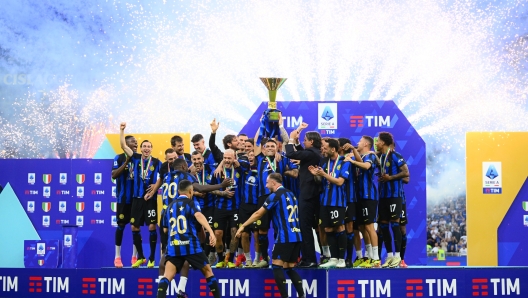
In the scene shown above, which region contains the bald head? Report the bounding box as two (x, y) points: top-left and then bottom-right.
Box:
(223, 149), (235, 167)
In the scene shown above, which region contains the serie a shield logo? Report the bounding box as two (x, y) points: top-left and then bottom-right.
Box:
(42, 174), (52, 184)
(28, 173), (35, 184)
(76, 174), (85, 184)
(76, 202), (85, 212)
(94, 201), (101, 213)
(77, 186), (84, 198)
(59, 201), (66, 213)
(42, 202), (51, 212)
(76, 216), (84, 226)
(37, 243), (45, 256)
(94, 173), (102, 185)
(60, 173), (67, 184)
(27, 201), (35, 213)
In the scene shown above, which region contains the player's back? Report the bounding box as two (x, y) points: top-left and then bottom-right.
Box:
(264, 187), (302, 243)
(162, 170), (197, 207)
(165, 197), (203, 256)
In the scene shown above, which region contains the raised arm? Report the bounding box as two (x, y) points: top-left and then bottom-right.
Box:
(209, 118), (224, 163)
(278, 113), (289, 144)
(253, 122), (262, 156)
(119, 122), (133, 157)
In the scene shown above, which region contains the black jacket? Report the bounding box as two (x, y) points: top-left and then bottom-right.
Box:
(285, 143), (321, 201)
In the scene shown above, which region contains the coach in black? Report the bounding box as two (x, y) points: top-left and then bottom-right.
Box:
(285, 123), (322, 268)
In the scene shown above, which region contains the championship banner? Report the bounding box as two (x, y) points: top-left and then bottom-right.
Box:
(467, 132), (528, 266)
(239, 100), (427, 265)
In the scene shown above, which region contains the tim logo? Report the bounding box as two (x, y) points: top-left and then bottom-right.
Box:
(336, 279), (390, 297)
(77, 187), (84, 198)
(349, 115), (392, 128)
(284, 115), (303, 129)
(264, 279), (280, 297)
(43, 187), (51, 198)
(27, 201), (35, 213)
(137, 278), (154, 296)
(318, 103), (338, 130)
(472, 278), (520, 296)
(28, 173), (35, 184)
(405, 279), (457, 297)
(59, 173), (67, 185)
(76, 216), (84, 227)
(37, 244), (45, 256)
(349, 116), (364, 127)
(81, 278), (97, 295)
(94, 173), (102, 185)
(29, 276), (43, 293)
(42, 216), (50, 227)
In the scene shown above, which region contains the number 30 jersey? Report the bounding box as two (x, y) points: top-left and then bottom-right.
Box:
(263, 187), (302, 244)
(162, 196), (203, 256)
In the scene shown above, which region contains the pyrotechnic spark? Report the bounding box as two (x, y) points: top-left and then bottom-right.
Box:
(0, 0), (527, 199)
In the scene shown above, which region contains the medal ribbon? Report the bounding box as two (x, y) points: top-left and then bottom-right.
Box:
(266, 156), (277, 172)
(326, 157), (339, 178)
(380, 149), (391, 175)
(196, 167), (205, 185)
(141, 156), (152, 180)
(223, 165), (234, 189)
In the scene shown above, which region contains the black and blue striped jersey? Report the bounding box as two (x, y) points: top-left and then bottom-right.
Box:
(112, 153), (134, 204)
(130, 153), (162, 199)
(356, 153), (379, 200)
(263, 187), (302, 243)
(379, 150), (406, 199)
(162, 196), (203, 256)
(320, 156), (348, 207)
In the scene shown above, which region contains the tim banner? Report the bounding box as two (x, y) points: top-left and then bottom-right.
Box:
(0, 267), (526, 297)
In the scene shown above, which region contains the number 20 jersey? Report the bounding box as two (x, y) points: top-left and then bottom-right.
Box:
(162, 196), (203, 256)
(263, 187), (302, 243)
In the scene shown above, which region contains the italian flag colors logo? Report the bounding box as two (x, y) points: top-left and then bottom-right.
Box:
(42, 174), (52, 184)
(42, 202), (51, 212)
(111, 202), (117, 213)
(76, 174), (85, 184)
(523, 201), (528, 211)
(38, 260), (45, 266)
(76, 202), (85, 212)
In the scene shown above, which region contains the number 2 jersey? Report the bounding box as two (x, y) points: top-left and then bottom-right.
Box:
(161, 196), (203, 256)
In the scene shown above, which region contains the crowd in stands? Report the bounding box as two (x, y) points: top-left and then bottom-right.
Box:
(426, 196), (467, 256)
